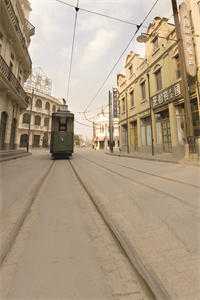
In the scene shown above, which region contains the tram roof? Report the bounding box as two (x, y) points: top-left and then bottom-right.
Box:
(52, 111), (74, 118)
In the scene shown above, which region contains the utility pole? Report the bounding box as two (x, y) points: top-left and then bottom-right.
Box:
(171, 0), (194, 146)
(109, 90), (114, 153)
(125, 91), (129, 153)
(147, 73), (154, 156)
(27, 88), (34, 153)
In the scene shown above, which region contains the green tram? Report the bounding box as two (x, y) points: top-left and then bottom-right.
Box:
(50, 105), (74, 159)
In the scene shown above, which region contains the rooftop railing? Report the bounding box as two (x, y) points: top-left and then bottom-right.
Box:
(0, 55), (29, 106)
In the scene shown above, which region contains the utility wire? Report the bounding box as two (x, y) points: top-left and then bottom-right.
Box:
(54, 0), (139, 26)
(75, 119), (93, 128)
(83, 0), (160, 115)
(66, 0), (79, 102)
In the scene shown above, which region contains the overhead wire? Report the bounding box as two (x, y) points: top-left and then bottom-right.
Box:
(66, 0), (79, 103)
(83, 0), (160, 116)
(53, 0), (139, 26)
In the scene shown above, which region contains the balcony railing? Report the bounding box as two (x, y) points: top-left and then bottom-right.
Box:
(4, 0), (32, 66)
(0, 55), (29, 106)
(25, 19), (35, 37)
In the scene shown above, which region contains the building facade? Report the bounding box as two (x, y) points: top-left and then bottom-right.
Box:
(0, 0), (35, 149)
(93, 107), (119, 150)
(18, 91), (61, 148)
(117, 15), (200, 156)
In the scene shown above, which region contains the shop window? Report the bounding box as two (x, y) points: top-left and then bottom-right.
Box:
(45, 102), (50, 110)
(35, 115), (41, 126)
(140, 81), (146, 101)
(35, 99), (42, 108)
(191, 100), (200, 136)
(22, 113), (30, 124)
(141, 117), (152, 146)
(155, 68), (163, 91)
(130, 90), (134, 107)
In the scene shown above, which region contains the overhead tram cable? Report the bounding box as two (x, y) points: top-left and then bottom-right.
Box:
(83, 0), (160, 118)
(53, 0), (139, 26)
(66, 0), (79, 103)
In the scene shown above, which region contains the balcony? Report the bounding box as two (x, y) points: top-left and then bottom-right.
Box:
(0, 55), (29, 108)
(25, 19), (35, 37)
(2, 0), (32, 68)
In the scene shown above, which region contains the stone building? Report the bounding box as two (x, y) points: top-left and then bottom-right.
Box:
(93, 107), (119, 150)
(0, 0), (35, 149)
(117, 15), (200, 156)
(18, 91), (61, 148)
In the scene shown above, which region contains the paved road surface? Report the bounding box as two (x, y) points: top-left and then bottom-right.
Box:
(1, 152), (154, 300)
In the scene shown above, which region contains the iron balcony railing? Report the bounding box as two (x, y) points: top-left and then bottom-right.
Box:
(4, 0), (32, 66)
(0, 55), (29, 105)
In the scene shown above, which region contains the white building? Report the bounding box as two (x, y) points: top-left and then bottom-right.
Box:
(93, 107), (119, 150)
(0, 0), (35, 149)
(18, 91), (61, 148)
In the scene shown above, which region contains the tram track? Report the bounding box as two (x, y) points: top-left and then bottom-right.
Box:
(77, 154), (198, 210)
(68, 158), (157, 299)
(0, 160), (55, 267)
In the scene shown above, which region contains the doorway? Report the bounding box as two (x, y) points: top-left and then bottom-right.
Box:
(10, 118), (17, 149)
(0, 111), (8, 149)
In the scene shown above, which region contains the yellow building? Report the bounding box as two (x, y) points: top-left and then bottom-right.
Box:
(117, 16), (200, 156)
(0, 0), (34, 149)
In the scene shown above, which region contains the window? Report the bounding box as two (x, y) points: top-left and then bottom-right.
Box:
(35, 115), (41, 126)
(128, 65), (133, 77)
(45, 102), (50, 110)
(35, 99), (42, 108)
(52, 105), (56, 112)
(121, 98), (125, 113)
(22, 113), (30, 124)
(175, 54), (181, 79)
(130, 90), (134, 107)
(155, 68), (163, 91)
(44, 117), (49, 127)
(140, 81), (146, 100)
(152, 37), (159, 52)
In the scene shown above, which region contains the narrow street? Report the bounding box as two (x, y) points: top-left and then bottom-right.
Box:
(0, 150), (199, 299)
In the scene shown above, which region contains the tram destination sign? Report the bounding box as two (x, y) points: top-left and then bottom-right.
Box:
(151, 82), (182, 108)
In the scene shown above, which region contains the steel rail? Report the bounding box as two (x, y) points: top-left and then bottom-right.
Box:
(77, 154), (198, 210)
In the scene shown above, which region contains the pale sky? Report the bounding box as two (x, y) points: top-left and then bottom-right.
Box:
(29, 0), (174, 137)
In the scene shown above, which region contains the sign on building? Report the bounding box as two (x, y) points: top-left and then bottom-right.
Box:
(112, 88), (119, 118)
(151, 82), (182, 108)
(179, 2), (197, 77)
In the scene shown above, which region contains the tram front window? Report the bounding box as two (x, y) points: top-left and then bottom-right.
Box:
(59, 117), (67, 131)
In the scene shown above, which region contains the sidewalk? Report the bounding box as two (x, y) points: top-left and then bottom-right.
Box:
(106, 150), (200, 166)
(0, 149), (31, 162)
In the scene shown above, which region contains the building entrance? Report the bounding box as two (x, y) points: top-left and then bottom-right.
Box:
(33, 135), (40, 147)
(0, 111), (8, 149)
(161, 118), (172, 152)
(10, 118), (17, 149)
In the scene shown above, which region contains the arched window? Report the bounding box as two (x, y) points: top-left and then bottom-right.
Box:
(45, 102), (50, 110)
(35, 99), (42, 108)
(52, 105), (56, 113)
(44, 117), (49, 127)
(35, 115), (41, 126)
(22, 113), (30, 124)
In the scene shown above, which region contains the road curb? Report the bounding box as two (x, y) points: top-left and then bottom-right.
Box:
(106, 152), (200, 166)
(0, 161), (54, 267)
(0, 152), (32, 163)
